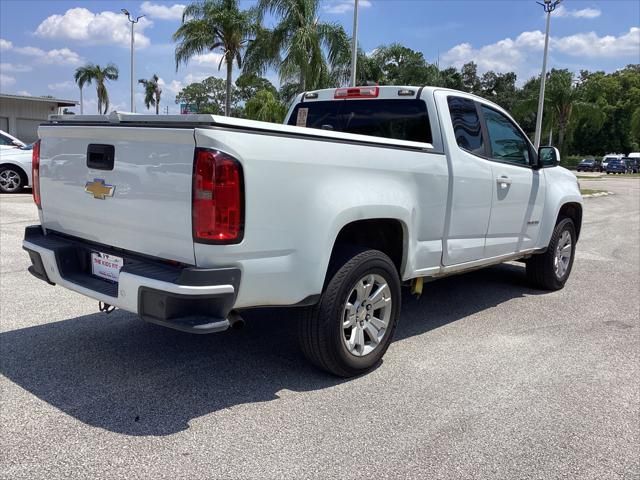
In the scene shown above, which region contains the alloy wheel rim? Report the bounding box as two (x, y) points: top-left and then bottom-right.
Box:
(342, 273), (392, 357)
(0, 170), (21, 192)
(554, 230), (572, 279)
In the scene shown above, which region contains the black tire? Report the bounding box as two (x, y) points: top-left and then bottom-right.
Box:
(526, 218), (576, 291)
(299, 249), (401, 377)
(0, 165), (27, 193)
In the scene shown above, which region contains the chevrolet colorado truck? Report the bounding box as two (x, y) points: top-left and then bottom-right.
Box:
(23, 86), (582, 377)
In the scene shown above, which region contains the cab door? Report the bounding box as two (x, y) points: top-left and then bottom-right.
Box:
(478, 104), (546, 257)
(435, 93), (494, 266)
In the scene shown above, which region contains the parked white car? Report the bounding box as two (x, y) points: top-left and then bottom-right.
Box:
(23, 85), (582, 376)
(0, 142), (32, 193)
(0, 129), (26, 150)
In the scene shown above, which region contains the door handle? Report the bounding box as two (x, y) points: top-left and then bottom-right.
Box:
(496, 176), (512, 188)
(87, 144), (115, 171)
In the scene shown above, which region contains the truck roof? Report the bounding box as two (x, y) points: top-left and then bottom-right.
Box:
(294, 85), (465, 103)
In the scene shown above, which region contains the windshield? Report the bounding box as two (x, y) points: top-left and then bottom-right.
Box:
(287, 99), (432, 144)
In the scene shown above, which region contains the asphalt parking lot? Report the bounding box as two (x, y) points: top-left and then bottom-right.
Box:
(1, 177), (639, 480)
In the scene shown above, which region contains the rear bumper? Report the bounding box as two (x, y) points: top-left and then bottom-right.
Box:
(23, 226), (241, 334)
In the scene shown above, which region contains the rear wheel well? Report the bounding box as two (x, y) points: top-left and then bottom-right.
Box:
(558, 203), (582, 239)
(326, 219), (405, 284)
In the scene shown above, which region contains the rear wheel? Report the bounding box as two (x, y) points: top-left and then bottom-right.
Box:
(0, 166), (27, 193)
(526, 218), (576, 291)
(299, 249), (401, 377)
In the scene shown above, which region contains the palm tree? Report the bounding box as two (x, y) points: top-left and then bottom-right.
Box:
(174, 0), (257, 116)
(245, 0), (350, 92)
(544, 69), (603, 154)
(138, 74), (162, 114)
(244, 89), (286, 123)
(73, 64), (119, 114)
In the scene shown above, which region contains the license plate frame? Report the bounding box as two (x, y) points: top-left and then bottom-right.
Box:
(90, 251), (124, 283)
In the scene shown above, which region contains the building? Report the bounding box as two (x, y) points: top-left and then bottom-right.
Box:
(0, 94), (78, 143)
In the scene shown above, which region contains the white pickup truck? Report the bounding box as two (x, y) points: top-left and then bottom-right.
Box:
(23, 85), (582, 376)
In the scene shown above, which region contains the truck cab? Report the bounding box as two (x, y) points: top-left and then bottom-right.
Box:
(23, 85), (582, 377)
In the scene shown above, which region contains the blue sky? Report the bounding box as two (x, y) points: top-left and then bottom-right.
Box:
(1, 0), (638, 114)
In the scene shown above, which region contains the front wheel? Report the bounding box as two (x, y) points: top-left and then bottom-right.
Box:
(0, 166), (27, 193)
(299, 249), (401, 377)
(526, 218), (576, 291)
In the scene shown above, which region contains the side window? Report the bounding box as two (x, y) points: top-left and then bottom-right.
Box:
(0, 134), (14, 146)
(481, 106), (531, 166)
(447, 96), (484, 156)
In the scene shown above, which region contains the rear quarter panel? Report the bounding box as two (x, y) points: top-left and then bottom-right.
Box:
(193, 127), (449, 308)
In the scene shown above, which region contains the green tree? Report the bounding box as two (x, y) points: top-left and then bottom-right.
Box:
(175, 76), (237, 114)
(544, 69), (602, 154)
(480, 71), (518, 112)
(246, 0), (350, 92)
(461, 62), (481, 94)
(235, 73), (277, 101)
(372, 44), (440, 85)
(244, 89), (286, 123)
(73, 63), (119, 114)
(174, 0), (257, 116)
(138, 74), (162, 114)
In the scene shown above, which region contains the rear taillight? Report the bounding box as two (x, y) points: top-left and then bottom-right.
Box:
(192, 148), (244, 243)
(32, 139), (41, 208)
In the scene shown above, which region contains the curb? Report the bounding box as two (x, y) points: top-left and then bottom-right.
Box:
(582, 191), (614, 198)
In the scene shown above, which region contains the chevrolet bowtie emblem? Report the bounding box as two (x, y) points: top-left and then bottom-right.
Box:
(85, 179), (115, 200)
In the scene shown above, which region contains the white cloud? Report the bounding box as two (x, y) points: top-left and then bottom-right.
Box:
(13, 46), (44, 56)
(140, 2), (185, 20)
(0, 38), (12, 50)
(183, 72), (209, 84)
(443, 27), (640, 77)
(553, 27), (640, 58)
(553, 5), (601, 19)
(158, 77), (183, 96)
(11, 45), (83, 65)
(35, 8), (152, 48)
(48, 81), (74, 91)
(42, 48), (83, 65)
(191, 52), (226, 67)
(0, 63), (32, 73)
(324, 0), (372, 14)
(16, 90), (31, 96)
(0, 73), (16, 88)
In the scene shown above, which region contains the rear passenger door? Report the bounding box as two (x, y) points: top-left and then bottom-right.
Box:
(437, 94), (494, 266)
(479, 104), (545, 256)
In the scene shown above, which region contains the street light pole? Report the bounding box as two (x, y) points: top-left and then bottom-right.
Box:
(122, 9), (144, 113)
(534, 0), (561, 149)
(350, 0), (359, 87)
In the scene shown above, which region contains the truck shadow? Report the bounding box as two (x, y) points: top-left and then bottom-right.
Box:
(1, 263), (542, 436)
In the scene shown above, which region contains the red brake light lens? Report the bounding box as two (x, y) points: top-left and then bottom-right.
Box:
(334, 86), (379, 99)
(32, 139), (41, 208)
(192, 148), (244, 243)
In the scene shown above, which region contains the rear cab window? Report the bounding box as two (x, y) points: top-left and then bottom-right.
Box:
(447, 96), (484, 156)
(286, 99), (432, 144)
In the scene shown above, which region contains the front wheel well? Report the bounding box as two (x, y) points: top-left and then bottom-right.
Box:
(558, 202), (582, 240)
(326, 219), (405, 284)
(0, 163), (28, 179)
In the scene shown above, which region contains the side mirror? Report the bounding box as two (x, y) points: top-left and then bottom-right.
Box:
(538, 146), (560, 168)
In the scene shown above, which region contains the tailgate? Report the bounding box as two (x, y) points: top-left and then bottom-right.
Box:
(38, 125), (196, 264)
